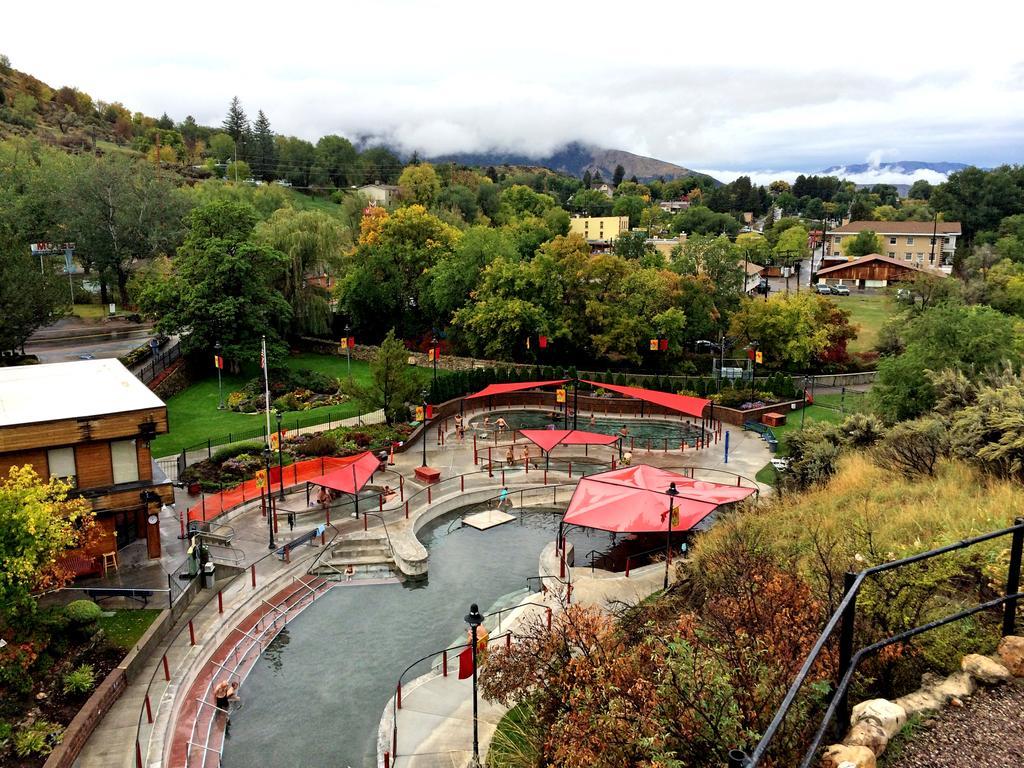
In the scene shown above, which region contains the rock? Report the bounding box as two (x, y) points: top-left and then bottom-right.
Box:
(821, 743), (877, 768)
(850, 699), (906, 739)
(35, 691), (47, 701)
(997, 635), (1024, 676)
(843, 720), (889, 756)
(961, 653), (1011, 684)
(950, 696), (963, 707)
(929, 671), (976, 703)
(894, 688), (944, 717)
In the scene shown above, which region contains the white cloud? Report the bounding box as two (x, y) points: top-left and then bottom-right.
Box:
(1, 1), (1021, 170)
(700, 166), (955, 187)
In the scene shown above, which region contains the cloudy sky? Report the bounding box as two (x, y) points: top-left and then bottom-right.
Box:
(4, 1), (1022, 181)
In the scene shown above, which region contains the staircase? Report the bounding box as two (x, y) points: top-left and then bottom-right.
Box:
(312, 531), (394, 578)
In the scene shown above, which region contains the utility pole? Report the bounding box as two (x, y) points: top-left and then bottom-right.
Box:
(929, 212), (938, 266)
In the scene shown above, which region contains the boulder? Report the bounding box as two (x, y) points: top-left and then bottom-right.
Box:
(961, 653), (1011, 684)
(843, 720), (889, 756)
(894, 688), (944, 717)
(929, 671), (976, 702)
(850, 699), (906, 739)
(997, 635), (1024, 677)
(821, 744), (877, 768)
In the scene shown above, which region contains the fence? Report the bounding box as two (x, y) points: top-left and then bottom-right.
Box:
(135, 341), (181, 385)
(731, 518), (1024, 768)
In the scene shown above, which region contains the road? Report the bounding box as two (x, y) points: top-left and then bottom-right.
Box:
(24, 318), (156, 363)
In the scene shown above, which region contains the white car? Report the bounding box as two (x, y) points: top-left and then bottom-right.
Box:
(814, 283), (832, 295)
(770, 457), (790, 471)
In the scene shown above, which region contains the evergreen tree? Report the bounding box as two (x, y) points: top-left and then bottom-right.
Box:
(612, 164), (625, 187)
(251, 110), (277, 181)
(409, 150), (421, 165)
(222, 96), (249, 158)
(582, 170), (592, 189)
(594, 170), (603, 184)
(630, 175), (639, 184)
(157, 112), (174, 130)
(486, 166), (498, 182)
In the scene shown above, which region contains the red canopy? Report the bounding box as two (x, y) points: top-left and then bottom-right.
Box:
(517, 429), (619, 453)
(465, 379), (569, 399)
(563, 464), (756, 534)
(306, 451), (380, 495)
(581, 380), (709, 419)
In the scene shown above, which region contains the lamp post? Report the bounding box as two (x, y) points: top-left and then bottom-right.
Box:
(801, 375), (811, 429)
(421, 388), (429, 468)
(561, 369), (569, 430)
(464, 602), (484, 766)
(749, 342), (759, 402)
(214, 341), (224, 410)
(664, 482), (679, 590)
(263, 445), (275, 550)
(344, 323), (352, 379)
(276, 411), (285, 500)
(431, 333), (438, 386)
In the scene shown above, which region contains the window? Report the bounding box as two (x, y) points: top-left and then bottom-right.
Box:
(889, 237), (897, 245)
(834, 236), (842, 244)
(47, 447), (76, 484)
(111, 439), (139, 485)
(904, 252), (913, 260)
(906, 236), (915, 245)
(889, 252), (897, 258)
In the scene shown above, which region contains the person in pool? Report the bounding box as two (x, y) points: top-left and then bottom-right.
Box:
(619, 424), (629, 437)
(588, 414), (596, 427)
(495, 416), (509, 431)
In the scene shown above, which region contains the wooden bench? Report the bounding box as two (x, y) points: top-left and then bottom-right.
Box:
(57, 554), (101, 580)
(275, 524), (327, 562)
(415, 466), (441, 484)
(85, 587), (154, 606)
(762, 412), (787, 427)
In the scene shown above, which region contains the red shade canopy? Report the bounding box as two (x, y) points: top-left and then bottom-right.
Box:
(581, 380), (709, 419)
(517, 429), (619, 453)
(465, 379), (569, 399)
(563, 464), (756, 534)
(307, 451), (380, 495)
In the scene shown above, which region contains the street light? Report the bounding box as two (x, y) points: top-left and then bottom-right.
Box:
(263, 445), (275, 550)
(664, 482), (679, 590)
(344, 323), (352, 380)
(214, 340), (225, 410)
(276, 411), (285, 500)
(801, 376), (811, 429)
(749, 341), (759, 402)
(421, 388), (429, 468)
(431, 333), (438, 386)
(464, 602), (484, 766)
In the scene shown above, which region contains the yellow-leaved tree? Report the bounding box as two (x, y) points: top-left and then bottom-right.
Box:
(0, 466), (96, 615)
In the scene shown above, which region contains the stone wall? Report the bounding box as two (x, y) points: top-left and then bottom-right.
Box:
(714, 399), (806, 427)
(43, 669), (127, 768)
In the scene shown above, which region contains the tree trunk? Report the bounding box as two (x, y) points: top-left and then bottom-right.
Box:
(99, 277), (109, 307)
(116, 267), (130, 307)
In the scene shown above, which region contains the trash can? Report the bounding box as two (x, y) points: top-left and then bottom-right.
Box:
(202, 562), (216, 589)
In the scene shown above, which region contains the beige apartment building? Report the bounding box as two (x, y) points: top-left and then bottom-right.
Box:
(828, 220), (961, 272)
(569, 215), (631, 243)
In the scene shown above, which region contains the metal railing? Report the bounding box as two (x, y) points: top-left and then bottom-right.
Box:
(731, 518), (1024, 768)
(135, 340), (181, 385)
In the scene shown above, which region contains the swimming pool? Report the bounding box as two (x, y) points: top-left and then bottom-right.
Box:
(220, 506), (612, 767)
(469, 409), (704, 445)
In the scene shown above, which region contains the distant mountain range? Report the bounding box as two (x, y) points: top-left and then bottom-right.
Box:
(821, 161), (970, 176)
(425, 142), (715, 184)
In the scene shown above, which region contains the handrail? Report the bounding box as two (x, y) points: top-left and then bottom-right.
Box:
(359, 511), (396, 560)
(735, 518), (1024, 767)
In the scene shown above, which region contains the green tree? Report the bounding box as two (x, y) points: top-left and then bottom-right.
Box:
(425, 226), (515, 320)
(611, 194), (646, 228)
(225, 159), (251, 181)
(256, 208), (346, 336)
(275, 135), (317, 187)
(843, 229), (883, 258)
(346, 329), (419, 424)
(222, 96), (249, 150)
(728, 293), (851, 369)
(612, 164), (625, 187)
(0, 241), (67, 352)
(357, 146), (402, 185)
(398, 163), (441, 206)
(612, 230), (657, 262)
(138, 200), (291, 365)
(569, 188), (613, 216)
(670, 205), (741, 237)
(909, 180), (933, 200)
(208, 132), (236, 163)
(315, 135), (358, 188)
(0, 465), (94, 615)
(250, 110), (277, 181)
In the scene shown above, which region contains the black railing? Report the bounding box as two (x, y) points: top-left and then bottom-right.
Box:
(731, 517), (1024, 768)
(136, 340), (181, 385)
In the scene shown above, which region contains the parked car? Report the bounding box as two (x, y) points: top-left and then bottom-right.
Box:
(896, 287), (912, 301)
(830, 284), (851, 296)
(814, 283), (832, 295)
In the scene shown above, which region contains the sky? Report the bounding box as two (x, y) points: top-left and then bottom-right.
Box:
(4, 1), (1023, 181)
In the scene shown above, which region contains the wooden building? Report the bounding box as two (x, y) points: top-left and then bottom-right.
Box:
(814, 253), (948, 289)
(0, 359), (174, 567)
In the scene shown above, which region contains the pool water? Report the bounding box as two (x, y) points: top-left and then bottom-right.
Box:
(221, 507), (612, 768)
(470, 409), (703, 445)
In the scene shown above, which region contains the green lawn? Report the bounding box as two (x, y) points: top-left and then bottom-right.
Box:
(97, 609), (161, 650)
(840, 294), (897, 354)
(488, 702), (540, 768)
(71, 304), (110, 319)
(285, 188), (343, 216)
(152, 354), (376, 457)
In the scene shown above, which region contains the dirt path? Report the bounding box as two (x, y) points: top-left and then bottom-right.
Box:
(883, 681), (1024, 767)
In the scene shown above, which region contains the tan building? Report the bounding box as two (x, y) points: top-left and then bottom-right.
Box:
(828, 220), (961, 272)
(648, 235), (687, 257)
(569, 215), (631, 243)
(357, 183), (400, 207)
(0, 360), (173, 570)
(815, 253), (948, 289)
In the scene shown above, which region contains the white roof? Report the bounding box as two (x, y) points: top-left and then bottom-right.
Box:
(0, 359), (166, 428)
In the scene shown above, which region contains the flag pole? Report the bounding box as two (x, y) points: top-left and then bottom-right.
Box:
(262, 336), (272, 445)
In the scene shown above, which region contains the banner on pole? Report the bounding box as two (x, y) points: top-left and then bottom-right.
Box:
(556, 389), (566, 403)
(649, 339), (658, 351)
(415, 406), (424, 422)
(659, 339), (669, 352)
(255, 470), (266, 489)
(214, 355), (224, 369)
(538, 335), (548, 349)
(756, 351), (763, 364)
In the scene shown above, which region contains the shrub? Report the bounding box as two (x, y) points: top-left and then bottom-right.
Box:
(13, 720), (62, 757)
(226, 391), (247, 410)
(64, 599), (102, 624)
(0, 53), (11, 73)
(0, 719), (11, 745)
(272, 393), (300, 412)
(838, 413), (886, 448)
(294, 434), (337, 457)
(62, 663), (96, 696)
(871, 418), (949, 477)
(784, 423), (844, 491)
(210, 441), (265, 465)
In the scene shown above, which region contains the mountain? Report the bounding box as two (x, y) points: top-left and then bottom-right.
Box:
(821, 160), (970, 176)
(427, 141), (716, 183)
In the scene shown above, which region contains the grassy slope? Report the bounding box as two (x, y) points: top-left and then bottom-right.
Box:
(753, 404), (848, 485)
(841, 294), (895, 354)
(152, 355), (374, 457)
